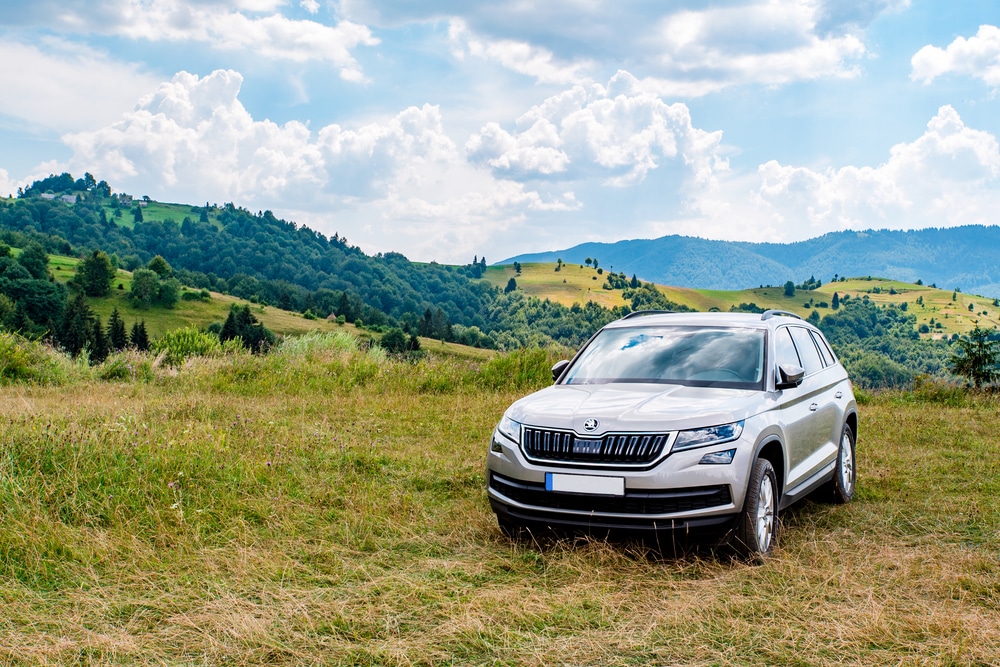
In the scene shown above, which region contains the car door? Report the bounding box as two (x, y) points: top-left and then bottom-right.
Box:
(784, 326), (840, 487)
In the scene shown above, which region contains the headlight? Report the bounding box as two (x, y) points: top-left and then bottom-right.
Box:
(672, 421), (744, 453)
(496, 414), (522, 444)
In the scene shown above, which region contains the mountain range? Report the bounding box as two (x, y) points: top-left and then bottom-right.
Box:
(501, 226), (1000, 298)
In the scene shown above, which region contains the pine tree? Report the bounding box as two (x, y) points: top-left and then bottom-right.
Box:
(58, 292), (94, 357)
(130, 320), (150, 351)
(108, 308), (128, 350)
(90, 315), (109, 364)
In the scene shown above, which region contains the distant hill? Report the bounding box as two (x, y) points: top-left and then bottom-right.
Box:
(500, 226), (1000, 298)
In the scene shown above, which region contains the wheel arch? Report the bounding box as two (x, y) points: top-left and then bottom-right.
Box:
(754, 438), (786, 501)
(845, 409), (858, 442)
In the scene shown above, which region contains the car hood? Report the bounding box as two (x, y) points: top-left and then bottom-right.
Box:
(506, 383), (771, 435)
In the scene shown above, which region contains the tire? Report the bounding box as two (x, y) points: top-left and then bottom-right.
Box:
(733, 458), (778, 562)
(826, 424), (856, 504)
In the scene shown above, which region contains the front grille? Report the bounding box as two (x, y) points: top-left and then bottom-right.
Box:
(489, 472), (732, 516)
(522, 427), (669, 465)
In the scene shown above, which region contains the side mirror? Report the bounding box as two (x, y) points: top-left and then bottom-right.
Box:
(551, 359), (570, 383)
(776, 364), (805, 389)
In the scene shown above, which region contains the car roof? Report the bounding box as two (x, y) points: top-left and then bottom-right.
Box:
(602, 310), (815, 332)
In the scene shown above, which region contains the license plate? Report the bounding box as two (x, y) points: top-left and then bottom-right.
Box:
(545, 472), (625, 496)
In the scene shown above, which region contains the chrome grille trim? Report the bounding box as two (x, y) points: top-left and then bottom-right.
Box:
(521, 427), (672, 466)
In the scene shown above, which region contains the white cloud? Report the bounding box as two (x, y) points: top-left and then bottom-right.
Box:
(0, 39), (160, 133)
(5, 0), (378, 81)
(911, 24), (1000, 87)
(679, 105), (1000, 242)
(348, 0), (877, 95)
(0, 168), (21, 198)
(448, 19), (593, 85)
(59, 69), (577, 262)
(466, 71), (728, 190)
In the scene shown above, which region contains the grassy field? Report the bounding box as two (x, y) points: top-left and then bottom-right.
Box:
(485, 264), (1000, 337)
(0, 339), (998, 665)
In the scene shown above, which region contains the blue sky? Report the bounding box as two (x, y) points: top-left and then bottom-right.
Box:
(1, 0), (999, 264)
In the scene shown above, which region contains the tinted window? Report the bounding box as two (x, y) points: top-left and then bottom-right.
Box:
(774, 327), (800, 369)
(789, 327), (824, 375)
(563, 326), (765, 388)
(813, 331), (836, 366)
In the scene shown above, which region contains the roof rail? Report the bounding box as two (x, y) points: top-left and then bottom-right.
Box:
(761, 309), (802, 321)
(621, 309), (674, 320)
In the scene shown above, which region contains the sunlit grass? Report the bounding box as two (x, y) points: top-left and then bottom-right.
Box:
(0, 341), (998, 665)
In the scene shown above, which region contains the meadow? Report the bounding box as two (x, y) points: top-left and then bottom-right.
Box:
(1, 334), (998, 666)
(485, 263), (1000, 337)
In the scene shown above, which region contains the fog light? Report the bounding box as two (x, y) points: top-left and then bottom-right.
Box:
(490, 439), (503, 453)
(699, 448), (736, 465)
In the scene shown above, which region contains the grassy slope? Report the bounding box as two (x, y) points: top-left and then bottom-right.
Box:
(485, 264), (1000, 336)
(46, 253), (494, 361)
(98, 200), (223, 231)
(0, 350), (997, 665)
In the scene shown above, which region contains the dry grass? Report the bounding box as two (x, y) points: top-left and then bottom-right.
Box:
(1, 348), (998, 666)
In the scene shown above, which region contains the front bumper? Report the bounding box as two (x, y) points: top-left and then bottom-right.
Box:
(489, 470), (737, 534)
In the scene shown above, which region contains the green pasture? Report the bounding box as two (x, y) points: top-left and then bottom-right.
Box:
(0, 341), (997, 665)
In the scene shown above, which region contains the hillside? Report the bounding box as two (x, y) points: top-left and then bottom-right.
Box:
(486, 264), (999, 337)
(500, 226), (1000, 299)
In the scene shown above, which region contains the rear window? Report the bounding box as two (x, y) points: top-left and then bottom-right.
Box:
(788, 326), (824, 376)
(562, 326), (766, 389)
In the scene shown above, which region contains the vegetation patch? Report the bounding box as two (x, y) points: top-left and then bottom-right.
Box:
(0, 343), (998, 665)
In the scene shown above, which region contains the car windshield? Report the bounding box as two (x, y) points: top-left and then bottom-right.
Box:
(563, 325), (766, 388)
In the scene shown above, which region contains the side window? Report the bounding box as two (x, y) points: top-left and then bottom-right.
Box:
(812, 331), (836, 367)
(789, 327), (824, 376)
(774, 327), (800, 369)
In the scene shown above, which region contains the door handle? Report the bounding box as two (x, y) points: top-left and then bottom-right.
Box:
(809, 403), (818, 411)
(835, 391), (843, 399)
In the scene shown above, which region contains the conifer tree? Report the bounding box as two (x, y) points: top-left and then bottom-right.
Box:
(108, 308), (128, 350)
(130, 320), (150, 351)
(90, 315), (109, 364)
(59, 292), (93, 357)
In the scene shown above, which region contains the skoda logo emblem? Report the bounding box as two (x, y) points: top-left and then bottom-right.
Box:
(583, 418), (600, 432)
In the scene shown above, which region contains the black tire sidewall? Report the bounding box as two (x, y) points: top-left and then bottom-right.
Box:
(832, 424), (856, 504)
(736, 458), (778, 560)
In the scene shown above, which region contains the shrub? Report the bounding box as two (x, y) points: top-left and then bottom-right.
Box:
(0, 332), (76, 385)
(152, 327), (221, 367)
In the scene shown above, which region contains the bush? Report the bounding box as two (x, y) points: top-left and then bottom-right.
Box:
(152, 327), (221, 367)
(0, 332), (76, 385)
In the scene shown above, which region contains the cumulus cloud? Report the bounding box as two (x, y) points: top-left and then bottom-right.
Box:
(0, 168), (21, 198)
(59, 69), (577, 261)
(466, 71), (727, 190)
(743, 106), (1000, 236)
(0, 39), (160, 133)
(347, 0), (878, 94)
(911, 24), (1000, 87)
(4, 0), (378, 81)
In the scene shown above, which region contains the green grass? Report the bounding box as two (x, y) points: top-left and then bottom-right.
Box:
(0, 342), (998, 665)
(485, 264), (997, 337)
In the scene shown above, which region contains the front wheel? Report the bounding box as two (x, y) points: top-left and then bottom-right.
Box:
(733, 458), (778, 562)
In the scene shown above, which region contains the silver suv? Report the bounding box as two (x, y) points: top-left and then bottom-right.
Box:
(486, 310), (857, 559)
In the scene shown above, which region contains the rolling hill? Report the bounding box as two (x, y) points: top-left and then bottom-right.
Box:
(500, 226), (1000, 299)
(484, 262), (998, 337)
